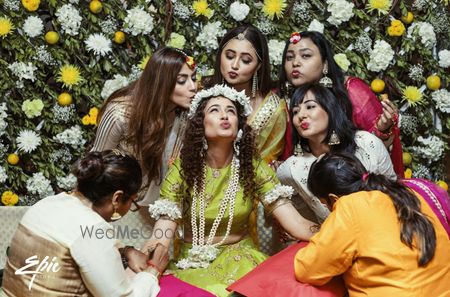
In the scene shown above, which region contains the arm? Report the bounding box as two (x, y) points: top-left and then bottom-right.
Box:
(271, 202), (319, 241)
(71, 223), (159, 297)
(295, 198), (357, 285)
(142, 218), (177, 253)
(91, 101), (128, 151)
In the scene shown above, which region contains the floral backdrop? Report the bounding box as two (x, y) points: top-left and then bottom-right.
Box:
(1, 0), (449, 206)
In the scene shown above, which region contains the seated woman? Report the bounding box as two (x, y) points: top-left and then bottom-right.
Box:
(2, 150), (169, 297)
(145, 84), (318, 297)
(277, 83), (396, 224)
(295, 152), (450, 296)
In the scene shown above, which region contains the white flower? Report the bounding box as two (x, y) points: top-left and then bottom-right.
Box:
(52, 104), (75, 123)
(8, 62), (37, 82)
(268, 39), (285, 67)
(53, 125), (86, 149)
(256, 17), (274, 35)
(3, 0), (20, 11)
(408, 64), (423, 82)
(56, 4), (82, 36)
(189, 84), (252, 118)
(0, 166), (7, 184)
(26, 172), (54, 198)
(123, 7), (154, 36)
(438, 50), (450, 68)
(196, 21), (226, 51)
(432, 89), (450, 113)
(367, 40), (394, 72)
(16, 130), (42, 153)
(57, 173), (77, 190)
(173, 2), (192, 20)
(101, 74), (129, 99)
(354, 33), (372, 54)
(413, 135), (445, 162)
(0, 103), (8, 137)
(85, 33), (112, 57)
(407, 22), (436, 48)
(23, 16), (44, 38)
(326, 0), (354, 26)
(262, 184), (294, 205)
(229, 1), (250, 21)
(292, 2), (311, 21)
(148, 199), (182, 220)
(34, 46), (56, 66)
(308, 19), (324, 34)
(100, 16), (117, 35)
(176, 245), (220, 269)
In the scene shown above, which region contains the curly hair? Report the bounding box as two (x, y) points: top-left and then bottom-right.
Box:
(180, 97), (256, 200)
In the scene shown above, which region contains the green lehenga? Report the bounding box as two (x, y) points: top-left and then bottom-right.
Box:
(149, 158), (292, 297)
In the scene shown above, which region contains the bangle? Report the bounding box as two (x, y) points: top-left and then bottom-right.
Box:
(120, 245), (134, 269)
(146, 259), (163, 275)
(373, 113), (397, 141)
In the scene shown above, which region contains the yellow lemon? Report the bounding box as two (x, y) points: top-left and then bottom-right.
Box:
(436, 180), (448, 192)
(402, 152), (412, 166)
(426, 75), (441, 90)
(89, 0), (102, 14)
(404, 168), (412, 179)
(114, 31), (126, 44)
(58, 92), (73, 106)
(401, 12), (414, 24)
(371, 78), (385, 93)
(7, 153), (19, 165)
(45, 31), (59, 45)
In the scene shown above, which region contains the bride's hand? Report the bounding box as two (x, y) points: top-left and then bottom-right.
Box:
(124, 248), (148, 273)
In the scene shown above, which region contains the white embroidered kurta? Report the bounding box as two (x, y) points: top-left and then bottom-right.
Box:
(19, 192), (159, 297)
(277, 130), (396, 223)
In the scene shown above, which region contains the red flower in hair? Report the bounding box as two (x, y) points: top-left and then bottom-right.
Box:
(289, 32), (301, 44)
(186, 56), (196, 70)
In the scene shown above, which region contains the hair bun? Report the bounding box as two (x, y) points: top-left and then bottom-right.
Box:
(74, 152), (105, 182)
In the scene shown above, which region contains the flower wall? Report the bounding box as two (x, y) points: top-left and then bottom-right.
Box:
(1, 0), (449, 205)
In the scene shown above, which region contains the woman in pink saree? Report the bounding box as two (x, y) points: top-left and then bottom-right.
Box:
(278, 31), (404, 177)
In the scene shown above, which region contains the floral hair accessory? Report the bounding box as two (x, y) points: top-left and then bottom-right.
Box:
(186, 55), (196, 70)
(188, 84), (253, 119)
(289, 32), (301, 44)
(362, 172), (369, 182)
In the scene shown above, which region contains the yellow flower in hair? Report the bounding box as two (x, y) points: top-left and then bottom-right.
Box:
(262, 0), (287, 20)
(57, 65), (82, 88)
(367, 0), (392, 15)
(0, 17), (14, 39)
(2, 191), (19, 206)
(21, 0), (40, 11)
(192, 0), (213, 18)
(402, 86), (423, 106)
(186, 56), (196, 70)
(387, 19), (405, 37)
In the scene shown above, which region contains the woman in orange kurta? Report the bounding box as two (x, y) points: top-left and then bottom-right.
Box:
(296, 153), (450, 297)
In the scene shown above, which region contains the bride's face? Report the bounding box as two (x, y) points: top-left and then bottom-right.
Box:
(203, 96), (239, 144)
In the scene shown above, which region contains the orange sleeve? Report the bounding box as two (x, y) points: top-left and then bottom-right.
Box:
(294, 198), (358, 285)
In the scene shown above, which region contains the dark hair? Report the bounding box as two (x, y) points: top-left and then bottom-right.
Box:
(279, 31), (352, 120)
(73, 151), (142, 205)
(290, 83), (357, 154)
(180, 96), (256, 200)
(127, 47), (190, 182)
(307, 152), (437, 266)
(209, 24), (274, 97)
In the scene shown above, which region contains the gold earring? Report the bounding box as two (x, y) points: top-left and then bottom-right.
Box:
(319, 64), (333, 88)
(111, 206), (122, 221)
(328, 130), (340, 146)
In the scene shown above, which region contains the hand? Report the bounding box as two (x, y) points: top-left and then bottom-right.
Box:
(269, 160), (283, 171)
(141, 239), (159, 256)
(124, 248), (148, 273)
(377, 100), (398, 132)
(149, 243), (170, 272)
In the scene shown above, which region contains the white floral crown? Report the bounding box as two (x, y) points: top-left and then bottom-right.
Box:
(188, 84), (253, 118)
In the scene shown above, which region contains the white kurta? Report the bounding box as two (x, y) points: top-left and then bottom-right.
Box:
(20, 192), (159, 297)
(277, 130), (396, 223)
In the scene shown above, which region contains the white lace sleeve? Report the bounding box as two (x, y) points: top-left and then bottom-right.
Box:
(261, 184), (294, 206)
(148, 199), (182, 221)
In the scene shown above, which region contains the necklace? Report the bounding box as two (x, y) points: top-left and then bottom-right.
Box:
(176, 155), (240, 269)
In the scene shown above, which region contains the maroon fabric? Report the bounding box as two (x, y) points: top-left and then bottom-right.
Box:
(157, 275), (215, 297)
(345, 77), (404, 178)
(227, 242), (346, 297)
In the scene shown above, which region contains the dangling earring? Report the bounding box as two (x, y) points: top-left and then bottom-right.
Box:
(319, 63), (333, 88)
(328, 130), (340, 146)
(294, 143), (303, 156)
(111, 206), (122, 221)
(203, 138), (208, 151)
(252, 72), (258, 99)
(233, 129), (243, 156)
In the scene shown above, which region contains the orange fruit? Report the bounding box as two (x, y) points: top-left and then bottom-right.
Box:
(402, 152), (412, 166)
(436, 180), (448, 191)
(89, 0), (102, 14)
(58, 92), (73, 106)
(45, 31), (59, 45)
(426, 75), (441, 90)
(371, 78), (385, 93)
(114, 31), (125, 44)
(7, 153), (19, 165)
(401, 12), (414, 24)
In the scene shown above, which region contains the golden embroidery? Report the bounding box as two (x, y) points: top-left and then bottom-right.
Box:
(250, 93), (280, 132)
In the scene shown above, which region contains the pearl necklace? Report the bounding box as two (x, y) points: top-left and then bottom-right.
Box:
(176, 155), (240, 269)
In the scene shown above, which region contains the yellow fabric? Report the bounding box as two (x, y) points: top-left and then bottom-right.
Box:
(159, 158), (279, 237)
(248, 91), (287, 164)
(295, 190), (450, 297)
